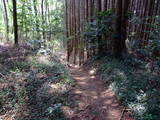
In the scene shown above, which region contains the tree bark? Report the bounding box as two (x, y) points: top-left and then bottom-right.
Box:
(41, 0), (45, 40)
(33, 0), (40, 38)
(12, 0), (18, 45)
(113, 0), (128, 57)
(2, 0), (9, 41)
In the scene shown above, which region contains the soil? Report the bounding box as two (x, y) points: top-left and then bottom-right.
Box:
(0, 45), (134, 120)
(63, 65), (133, 120)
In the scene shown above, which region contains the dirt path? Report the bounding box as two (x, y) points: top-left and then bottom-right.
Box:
(64, 65), (133, 120)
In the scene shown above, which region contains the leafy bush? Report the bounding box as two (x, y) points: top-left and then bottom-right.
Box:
(83, 9), (115, 51)
(147, 16), (160, 59)
(128, 16), (160, 61)
(98, 57), (160, 120)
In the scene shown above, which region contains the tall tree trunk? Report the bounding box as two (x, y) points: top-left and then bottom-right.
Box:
(41, 0), (45, 40)
(97, 0), (103, 55)
(12, 0), (18, 45)
(144, 0), (155, 43)
(33, 0), (39, 38)
(121, 0), (130, 49)
(104, 0), (107, 10)
(47, 1), (51, 41)
(3, 0), (9, 41)
(65, 0), (70, 62)
(113, 0), (130, 57)
(2, 0), (9, 41)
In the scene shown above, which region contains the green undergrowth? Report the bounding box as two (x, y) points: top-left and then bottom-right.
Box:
(0, 54), (74, 120)
(96, 56), (160, 120)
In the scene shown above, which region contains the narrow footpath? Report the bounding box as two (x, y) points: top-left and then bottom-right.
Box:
(65, 65), (133, 120)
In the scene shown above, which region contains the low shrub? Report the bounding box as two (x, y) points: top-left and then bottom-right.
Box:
(98, 57), (160, 120)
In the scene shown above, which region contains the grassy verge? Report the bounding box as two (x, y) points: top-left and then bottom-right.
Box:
(93, 56), (160, 120)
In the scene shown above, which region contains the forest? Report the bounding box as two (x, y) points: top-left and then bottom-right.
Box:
(0, 0), (160, 120)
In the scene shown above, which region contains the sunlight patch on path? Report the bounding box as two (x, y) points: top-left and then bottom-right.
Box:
(65, 66), (132, 120)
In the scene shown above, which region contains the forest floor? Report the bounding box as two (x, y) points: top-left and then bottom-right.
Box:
(0, 43), (159, 120)
(0, 44), (74, 120)
(0, 43), (133, 120)
(62, 65), (133, 120)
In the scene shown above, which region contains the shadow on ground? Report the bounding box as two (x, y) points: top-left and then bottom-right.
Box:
(0, 44), (73, 120)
